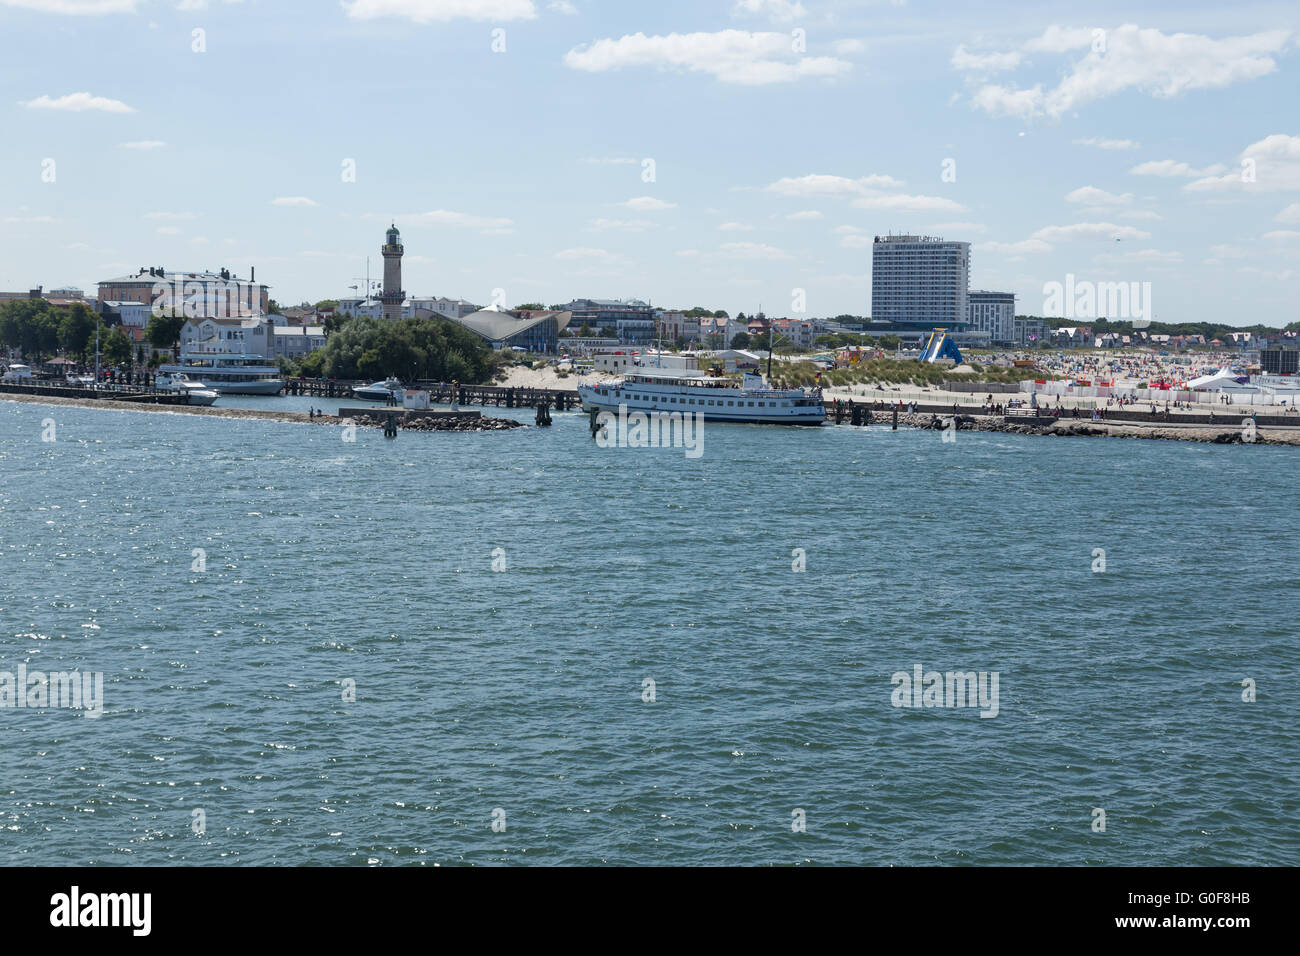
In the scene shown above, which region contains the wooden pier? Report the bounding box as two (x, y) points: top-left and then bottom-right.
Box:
(0, 382), (189, 405)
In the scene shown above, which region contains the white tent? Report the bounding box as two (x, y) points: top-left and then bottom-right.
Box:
(1186, 369), (1242, 390)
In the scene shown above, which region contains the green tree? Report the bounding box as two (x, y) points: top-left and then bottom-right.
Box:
(59, 303), (95, 360)
(310, 316), (498, 382)
(104, 327), (133, 365)
(513, 302), (545, 310)
(146, 311), (186, 358)
(730, 332), (751, 349)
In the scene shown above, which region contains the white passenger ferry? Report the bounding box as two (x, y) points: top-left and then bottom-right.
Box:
(578, 367), (825, 425)
(160, 348), (283, 395)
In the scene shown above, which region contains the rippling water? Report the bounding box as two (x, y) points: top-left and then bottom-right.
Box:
(1, 397), (1297, 865)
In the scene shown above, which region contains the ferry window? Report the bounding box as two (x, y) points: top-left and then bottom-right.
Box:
(727, 401), (734, 406)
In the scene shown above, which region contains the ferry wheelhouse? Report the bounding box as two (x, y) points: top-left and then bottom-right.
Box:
(578, 368), (825, 425)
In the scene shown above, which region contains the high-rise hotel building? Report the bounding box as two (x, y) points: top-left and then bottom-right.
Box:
(870, 235), (970, 328)
(968, 290), (1016, 345)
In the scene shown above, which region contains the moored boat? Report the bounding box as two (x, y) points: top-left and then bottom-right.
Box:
(352, 377), (405, 402)
(159, 348), (283, 395)
(577, 368), (824, 425)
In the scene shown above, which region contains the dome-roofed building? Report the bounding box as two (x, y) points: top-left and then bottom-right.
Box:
(427, 303), (571, 353)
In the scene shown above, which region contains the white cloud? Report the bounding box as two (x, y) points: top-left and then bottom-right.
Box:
(731, 0), (806, 23)
(1096, 248), (1183, 264)
(840, 234), (869, 248)
(367, 210), (514, 232)
(1129, 159), (1228, 177)
(765, 173), (902, 197)
(120, 140), (166, 150)
(785, 210), (823, 220)
(1277, 203), (1300, 224)
(833, 38), (865, 56)
(144, 211), (197, 220)
(342, 0), (537, 22)
(586, 218), (651, 231)
(718, 222), (754, 231)
(950, 45), (1021, 72)
(850, 193), (967, 213)
(619, 196), (676, 211)
(1074, 137), (1140, 150)
(1119, 209), (1163, 220)
(833, 225), (863, 234)
(553, 247), (627, 268)
(1263, 230), (1300, 241)
(1185, 134), (1300, 192)
(1065, 186), (1132, 205)
(22, 91), (134, 112)
(675, 249), (699, 257)
(155, 226), (182, 235)
(1238, 266), (1296, 281)
(930, 221), (987, 233)
(547, 0), (575, 13)
(565, 30), (851, 85)
(0, 1), (137, 12)
(1022, 25), (1098, 53)
(968, 25), (1290, 119)
(1030, 222), (1150, 242)
(582, 156), (636, 165)
(3, 215), (56, 223)
(271, 196), (319, 207)
(975, 238), (1052, 255)
(1209, 244), (1248, 259)
(719, 241), (789, 260)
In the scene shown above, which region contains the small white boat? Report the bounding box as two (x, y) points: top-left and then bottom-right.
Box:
(65, 374), (95, 386)
(1, 363), (34, 383)
(352, 377), (404, 402)
(155, 372), (219, 406)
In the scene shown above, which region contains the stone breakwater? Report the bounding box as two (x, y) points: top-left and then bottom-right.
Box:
(0, 392), (525, 431)
(348, 413), (523, 432)
(882, 411), (1300, 446)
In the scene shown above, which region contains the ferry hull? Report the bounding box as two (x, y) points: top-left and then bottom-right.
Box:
(579, 393), (825, 426)
(194, 378), (284, 395)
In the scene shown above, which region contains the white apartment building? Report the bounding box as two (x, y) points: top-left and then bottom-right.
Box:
(871, 235), (970, 328)
(968, 291), (1016, 345)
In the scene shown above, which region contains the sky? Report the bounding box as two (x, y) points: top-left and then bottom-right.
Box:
(1, 0), (1298, 326)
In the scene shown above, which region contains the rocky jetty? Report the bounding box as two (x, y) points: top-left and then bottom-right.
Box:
(349, 413), (523, 432)
(868, 411), (1299, 445)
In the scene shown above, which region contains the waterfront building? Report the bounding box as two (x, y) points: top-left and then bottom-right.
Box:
(871, 234), (970, 328)
(563, 298), (655, 345)
(272, 326), (326, 359)
(179, 316), (276, 358)
(1014, 316), (1048, 348)
(443, 304), (570, 352)
(968, 291), (1016, 345)
(97, 267), (269, 316)
(337, 294), (480, 322)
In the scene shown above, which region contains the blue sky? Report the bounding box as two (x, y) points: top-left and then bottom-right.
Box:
(1, 0), (1298, 325)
